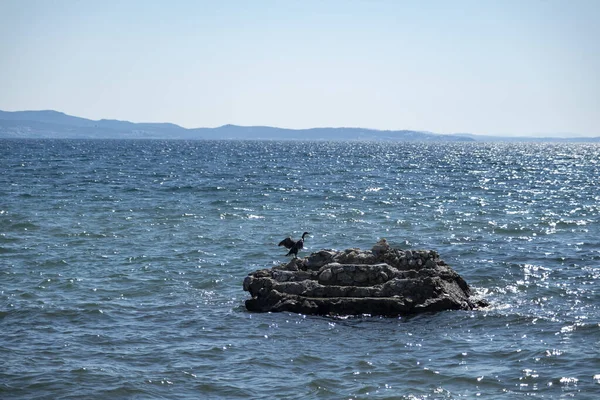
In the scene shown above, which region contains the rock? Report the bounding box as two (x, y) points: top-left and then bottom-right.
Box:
(243, 243), (488, 317)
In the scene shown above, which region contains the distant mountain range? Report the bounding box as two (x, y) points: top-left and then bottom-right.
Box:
(1, 109), (598, 142)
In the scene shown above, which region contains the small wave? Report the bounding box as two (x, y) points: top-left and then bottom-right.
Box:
(5, 221), (40, 231)
(0, 246), (18, 254)
(161, 185), (196, 192)
(558, 377), (579, 386)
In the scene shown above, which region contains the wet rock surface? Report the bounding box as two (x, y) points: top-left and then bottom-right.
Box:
(243, 240), (488, 316)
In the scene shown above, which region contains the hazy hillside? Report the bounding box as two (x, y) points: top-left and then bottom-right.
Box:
(0, 110), (475, 141)
(1, 110), (598, 142)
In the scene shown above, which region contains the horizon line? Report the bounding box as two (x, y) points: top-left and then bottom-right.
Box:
(0, 108), (598, 139)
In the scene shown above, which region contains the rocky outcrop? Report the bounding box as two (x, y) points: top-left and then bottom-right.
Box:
(243, 239), (488, 317)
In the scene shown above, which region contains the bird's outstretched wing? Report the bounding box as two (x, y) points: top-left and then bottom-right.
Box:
(278, 237), (295, 249)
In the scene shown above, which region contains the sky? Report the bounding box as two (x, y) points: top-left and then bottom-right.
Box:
(1, 0), (598, 136)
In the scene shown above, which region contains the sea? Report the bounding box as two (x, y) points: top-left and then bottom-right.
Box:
(1, 139), (599, 399)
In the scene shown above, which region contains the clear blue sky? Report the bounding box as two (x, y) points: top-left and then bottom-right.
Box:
(1, 0), (598, 136)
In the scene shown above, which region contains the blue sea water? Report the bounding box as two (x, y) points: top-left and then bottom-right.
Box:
(1, 139), (599, 399)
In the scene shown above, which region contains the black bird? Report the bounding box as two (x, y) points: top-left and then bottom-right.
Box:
(278, 232), (310, 258)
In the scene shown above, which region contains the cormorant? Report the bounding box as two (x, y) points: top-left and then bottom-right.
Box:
(278, 232), (310, 258)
